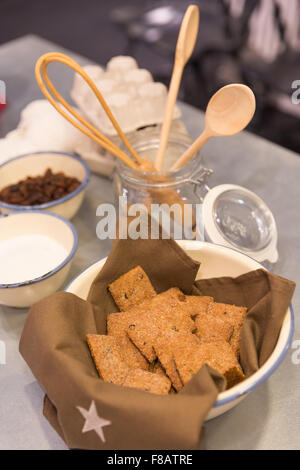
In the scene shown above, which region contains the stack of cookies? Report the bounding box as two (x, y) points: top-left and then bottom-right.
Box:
(87, 266), (247, 395)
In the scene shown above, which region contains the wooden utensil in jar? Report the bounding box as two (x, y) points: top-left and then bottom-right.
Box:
(35, 52), (143, 169)
(155, 5), (200, 171)
(172, 84), (256, 170)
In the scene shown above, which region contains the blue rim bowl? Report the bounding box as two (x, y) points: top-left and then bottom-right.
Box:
(64, 241), (294, 410)
(0, 151), (90, 212)
(0, 210), (78, 289)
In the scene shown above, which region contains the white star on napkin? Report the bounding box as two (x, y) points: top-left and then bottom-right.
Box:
(77, 400), (111, 443)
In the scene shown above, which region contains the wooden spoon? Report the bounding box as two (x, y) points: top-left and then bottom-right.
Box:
(171, 84), (256, 170)
(155, 4), (199, 171)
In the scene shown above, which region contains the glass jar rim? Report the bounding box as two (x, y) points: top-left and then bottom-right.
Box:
(116, 154), (203, 188)
(116, 128), (203, 188)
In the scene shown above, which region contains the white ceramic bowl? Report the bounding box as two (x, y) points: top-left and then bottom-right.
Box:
(0, 151), (90, 219)
(65, 240), (294, 420)
(0, 211), (78, 308)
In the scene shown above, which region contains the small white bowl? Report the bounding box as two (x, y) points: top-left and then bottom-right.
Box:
(65, 240), (293, 420)
(0, 211), (78, 308)
(0, 151), (90, 220)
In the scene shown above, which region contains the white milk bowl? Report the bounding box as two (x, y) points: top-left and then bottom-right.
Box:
(0, 211), (78, 308)
(65, 240), (293, 420)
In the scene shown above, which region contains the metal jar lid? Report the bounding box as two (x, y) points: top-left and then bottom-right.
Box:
(202, 184), (278, 264)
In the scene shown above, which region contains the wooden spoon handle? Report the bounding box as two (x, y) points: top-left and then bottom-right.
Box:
(155, 5), (199, 172)
(155, 66), (183, 171)
(171, 129), (211, 170)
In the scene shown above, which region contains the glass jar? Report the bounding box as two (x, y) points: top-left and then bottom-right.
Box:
(113, 128), (213, 240)
(112, 127), (278, 265)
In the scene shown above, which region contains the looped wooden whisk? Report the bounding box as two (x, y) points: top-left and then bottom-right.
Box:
(35, 52), (144, 169)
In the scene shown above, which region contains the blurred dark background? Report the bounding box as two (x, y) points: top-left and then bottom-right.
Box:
(1, 0), (300, 153)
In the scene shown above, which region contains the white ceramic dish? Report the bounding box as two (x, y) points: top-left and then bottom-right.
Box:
(0, 211), (78, 308)
(0, 151), (90, 220)
(65, 240), (293, 420)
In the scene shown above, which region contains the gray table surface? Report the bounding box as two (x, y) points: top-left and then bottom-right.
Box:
(0, 35), (299, 450)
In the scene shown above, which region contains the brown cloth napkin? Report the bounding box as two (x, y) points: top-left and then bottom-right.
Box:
(19, 237), (295, 450)
(194, 270), (295, 376)
(87, 237), (200, 310)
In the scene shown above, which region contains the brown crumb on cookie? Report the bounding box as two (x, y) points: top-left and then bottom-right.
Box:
(86, 334), (129, 386)
(123, 368), (171, 395)
(108, 266), (156, 311)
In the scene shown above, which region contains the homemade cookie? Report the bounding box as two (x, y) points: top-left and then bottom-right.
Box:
(86, 334), (129, 386)
(109, 288), (195, 362)
(88, 275), (248, 396)
(174, 340), (245, 389)
(154, 331), (200, 391)
(127, 306), (195, 363)
(108, 265), (156, 311)
(207, 302), (247, 357)
(107, 312), (149, 370)
(127, 315), (159, 362)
